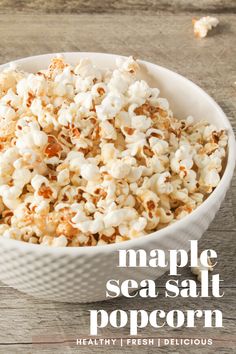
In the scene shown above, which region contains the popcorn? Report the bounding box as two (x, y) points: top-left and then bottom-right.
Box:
(56, 220), (78, 238)
(100, 121), (117, 140)
(200, 168), (220, 190)
(80, 163), (100, 181)
(31, 175), (49, 191)
(103, 208), (138, 228)
(131, 115), (152, 131)
(57, 169), (70, 186)
(0, 104), (16, 120)
(192, 16), (219, 39)
(128, 80), (151, 105)
(158, 208), (173, 224)
(34, 200), (50, 215)
(132, 217), (147, 232)
(191, 257), (214, 282)
(74, 58), (102, 82)
(0, 185), (22, 209)
(156, 172), (174, 194)
(3, 227), (22, 240)
(101, 143), (118, 162)
(109, 160), (131, 179)
(76, 218), (104, 234)
(52, 235), (68, 247)
(170, 145), (194, 176)
(0, 56), (228, 247)
(182, 170), (198, 193)
(150, 138), (169, 156)
(116, 56), (140, 75)
(108, 70), (130, 94)
(96, 93), (124, 121)
(74, 92), (93, 111)
(12, 168), (32, 188)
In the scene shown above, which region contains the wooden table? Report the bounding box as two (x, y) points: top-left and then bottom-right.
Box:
(0, 1), (235, 353)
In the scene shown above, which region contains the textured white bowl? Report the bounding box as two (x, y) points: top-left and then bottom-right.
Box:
(0, 52), (235, 303)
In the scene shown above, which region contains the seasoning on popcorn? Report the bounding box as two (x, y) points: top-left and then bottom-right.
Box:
(0, 56), (228, 246)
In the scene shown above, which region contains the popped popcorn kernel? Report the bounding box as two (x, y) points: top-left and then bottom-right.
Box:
(191, 257), (214, 282)
(192, 16), (219, 39)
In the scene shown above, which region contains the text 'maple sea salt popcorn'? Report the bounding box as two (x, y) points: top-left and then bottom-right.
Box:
(0, 55), (228, 246)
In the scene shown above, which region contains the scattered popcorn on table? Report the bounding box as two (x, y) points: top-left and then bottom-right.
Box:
(0, 56), (228, 246)
(192, 16), (219, 38)
(191, 257), (214, 282)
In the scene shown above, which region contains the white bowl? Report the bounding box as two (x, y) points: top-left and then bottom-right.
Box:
(0, 52), (235, 303)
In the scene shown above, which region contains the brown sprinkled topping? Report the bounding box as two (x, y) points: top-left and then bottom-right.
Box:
(97, 87), (105, 95)
(45, 136), (62, 157)
(147, 200), (155, 210)
(124, 127), (135, 135)
(26, 92), (35, 107)
(0, 55), (228, 247)
(72, 127), (81, 137)
(56, 222), (78, 239)
(38, 184), (53, 198)
(143, 146), (154, 157)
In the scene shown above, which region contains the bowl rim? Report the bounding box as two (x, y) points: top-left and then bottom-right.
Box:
(0, 51), (235, 255)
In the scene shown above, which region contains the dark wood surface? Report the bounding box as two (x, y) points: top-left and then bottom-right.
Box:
(0, 1), (235, 353)
(0, 0), (235, 13)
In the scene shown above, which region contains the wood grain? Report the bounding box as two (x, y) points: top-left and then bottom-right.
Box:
(0, 285), (235, 354)
(0, 10), (235, 354)
(0, 0), (235, 14)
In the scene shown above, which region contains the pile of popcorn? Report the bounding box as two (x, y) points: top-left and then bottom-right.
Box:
(0, 56), (228, 247)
